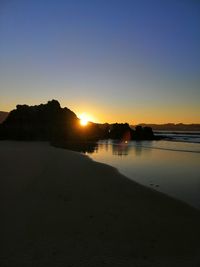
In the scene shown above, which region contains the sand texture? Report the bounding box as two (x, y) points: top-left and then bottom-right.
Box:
(0, 141), (200, 266)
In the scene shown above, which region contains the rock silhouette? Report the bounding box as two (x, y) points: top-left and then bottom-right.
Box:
(0, 100), (155, 142)
(0, 100), (78, 141)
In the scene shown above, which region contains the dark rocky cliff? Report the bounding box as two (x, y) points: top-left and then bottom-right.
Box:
(0, 100), (78, 140)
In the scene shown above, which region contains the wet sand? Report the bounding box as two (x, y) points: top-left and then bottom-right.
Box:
(0, 141), (200, 266)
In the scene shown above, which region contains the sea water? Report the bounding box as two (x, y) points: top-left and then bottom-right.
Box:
(87, 133), (200, 209)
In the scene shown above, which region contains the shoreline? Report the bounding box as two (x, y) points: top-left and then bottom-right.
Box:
(86, 149), (200, 211)
(1, 141), (200, 266)
(89, 139), (200, 210)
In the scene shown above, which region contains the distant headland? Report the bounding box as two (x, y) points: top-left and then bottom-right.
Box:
(132, 123), (200, 132)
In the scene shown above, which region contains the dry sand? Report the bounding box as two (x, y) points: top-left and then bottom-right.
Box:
(0, 141), (200, 267)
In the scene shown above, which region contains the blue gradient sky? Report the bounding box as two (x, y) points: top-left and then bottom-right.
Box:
(0, 0), (199, 123)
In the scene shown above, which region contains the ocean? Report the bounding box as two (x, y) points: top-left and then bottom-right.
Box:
(87, 132), (200, 209)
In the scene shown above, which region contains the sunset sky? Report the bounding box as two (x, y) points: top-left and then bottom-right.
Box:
(0, 0), (199, 124)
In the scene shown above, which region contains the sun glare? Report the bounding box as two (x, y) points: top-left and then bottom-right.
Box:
(80, 118), (88, 126)
(79, 113), (90, 126)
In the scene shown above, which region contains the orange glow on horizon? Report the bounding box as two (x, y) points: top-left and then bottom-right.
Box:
(2, 101), (200, 125)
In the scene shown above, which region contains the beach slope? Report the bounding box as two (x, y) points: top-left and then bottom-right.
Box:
(0, 141), (200, 266)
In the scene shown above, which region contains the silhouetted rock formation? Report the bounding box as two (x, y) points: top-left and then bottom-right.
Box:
(103, 123), (155, 141)
(0, 100), (156, 142)
(0, 100), (78, 141)
(107, 123), (131, 140)
(132, 126), (154, 140)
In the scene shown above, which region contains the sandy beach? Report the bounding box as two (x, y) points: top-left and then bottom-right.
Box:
(0, 141), (200, 267)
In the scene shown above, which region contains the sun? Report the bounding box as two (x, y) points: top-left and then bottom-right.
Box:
(79, 113), (89, 126)
(80, 118), (88, 126)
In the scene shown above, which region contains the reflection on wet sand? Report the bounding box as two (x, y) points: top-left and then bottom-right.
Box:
(88, 140), (200, 209)
(96, 140), (152, 157)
